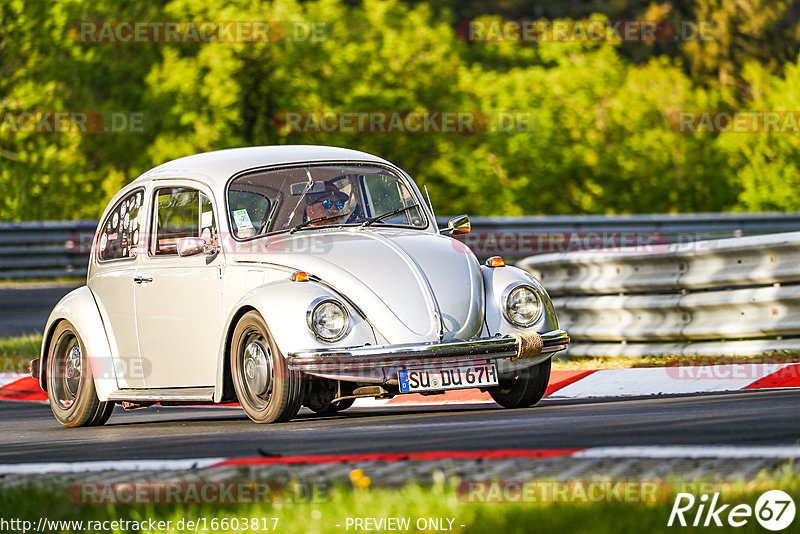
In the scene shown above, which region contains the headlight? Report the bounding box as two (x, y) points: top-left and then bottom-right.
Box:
(307, 299), (349, 341)
(503, 285), (542, 327)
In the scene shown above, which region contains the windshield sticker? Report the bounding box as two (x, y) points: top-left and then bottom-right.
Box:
(232, 209), (254, 231)
(201, 210), (214, 229)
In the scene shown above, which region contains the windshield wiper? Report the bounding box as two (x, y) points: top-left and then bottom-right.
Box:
(360, 205), (417, 228)
(288, 214), (345, 234)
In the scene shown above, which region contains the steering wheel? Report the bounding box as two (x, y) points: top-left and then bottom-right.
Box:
(344, 203), (363, 224)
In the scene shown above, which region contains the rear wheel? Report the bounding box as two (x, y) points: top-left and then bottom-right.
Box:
(489, 359), (551, 409)
(46, 321), (114, 427)
(306, 379), (355, 415)
(231, 311), (303, 423)
(308, 396), (355, 415)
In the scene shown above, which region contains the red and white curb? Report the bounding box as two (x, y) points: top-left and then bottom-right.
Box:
(1, 446), (799, 475)
(357, 363), (800, 407)
(1, 363), (798, 406)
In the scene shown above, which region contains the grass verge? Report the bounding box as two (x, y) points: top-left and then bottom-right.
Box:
(0, 471), (797, 533)
(0, 278), (83, 287)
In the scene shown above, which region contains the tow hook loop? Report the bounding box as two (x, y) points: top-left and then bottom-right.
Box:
(30, 358), (40, 379)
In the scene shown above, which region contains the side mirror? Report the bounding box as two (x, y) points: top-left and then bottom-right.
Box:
(441, 214), (471, 236)
(177, 237), (206, 257)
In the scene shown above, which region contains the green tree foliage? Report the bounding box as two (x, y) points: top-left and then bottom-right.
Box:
(0, 0), (796, 220)
(682, 0), (800, 104)
(715, 59), (800, 210)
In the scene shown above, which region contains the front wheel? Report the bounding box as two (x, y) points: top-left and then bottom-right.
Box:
(488, 359), (551, 409)
(231, 311), (303, 423)
(46, 321), (114, 427)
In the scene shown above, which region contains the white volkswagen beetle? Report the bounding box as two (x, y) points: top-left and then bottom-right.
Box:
(32, 146), (569, 426)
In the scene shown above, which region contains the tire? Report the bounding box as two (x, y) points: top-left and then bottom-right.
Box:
(309, 396), (355, 415)
(306, 379), (355, 415)
(87, 401), (116, 426)
(489, 359), (551, 409)
(230, 311), (303, 423)
(46, 321), (114, 427)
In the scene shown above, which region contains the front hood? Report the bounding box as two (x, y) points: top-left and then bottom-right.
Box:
(233, 229), (484, 343)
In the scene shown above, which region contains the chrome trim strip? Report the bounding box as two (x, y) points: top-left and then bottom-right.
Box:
(287, 329), (569, 371)
(107, 387), (215, 403)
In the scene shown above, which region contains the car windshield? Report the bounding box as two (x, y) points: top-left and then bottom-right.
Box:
(227, 164), (426, 238)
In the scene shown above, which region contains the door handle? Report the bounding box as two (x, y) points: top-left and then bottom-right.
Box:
(134, 276), (153, 284)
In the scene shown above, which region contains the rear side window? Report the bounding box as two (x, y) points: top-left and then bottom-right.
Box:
(98, 189), (143, 262)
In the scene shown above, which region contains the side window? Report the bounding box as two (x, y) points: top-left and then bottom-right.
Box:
(152, 188), (217, 256)
(200, 193), (218, 250)
(364, 174), (421, 225)
(228, 191), (269, 238)
(98, 189), (143, 262)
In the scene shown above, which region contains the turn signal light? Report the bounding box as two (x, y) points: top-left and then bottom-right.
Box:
(291, 271), (309, 282)
(486, 256), (505, 268)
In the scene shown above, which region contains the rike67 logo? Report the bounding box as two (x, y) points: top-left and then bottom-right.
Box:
(668, 490), (796, 530)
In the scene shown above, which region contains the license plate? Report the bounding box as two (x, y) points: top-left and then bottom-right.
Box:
(398, 363), (499, 393)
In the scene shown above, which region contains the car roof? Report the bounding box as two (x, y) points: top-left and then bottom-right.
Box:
(134, 145), (392, 189)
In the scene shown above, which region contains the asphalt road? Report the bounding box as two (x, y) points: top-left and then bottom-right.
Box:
(0, 283), (80, 337)
(1, 390), (798, 464)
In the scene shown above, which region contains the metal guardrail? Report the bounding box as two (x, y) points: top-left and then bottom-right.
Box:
(519, 231), (800, 357)
(0, 221), (97, 280)
(3, 212), (800, 280)
(451, 212), (800, 261)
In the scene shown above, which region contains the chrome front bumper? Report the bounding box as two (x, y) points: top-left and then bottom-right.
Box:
(286, 329), (569, 384)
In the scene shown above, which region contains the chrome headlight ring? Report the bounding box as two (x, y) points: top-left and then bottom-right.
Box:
(306, 297), (350, 342)
(501, 283), (543, 328)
